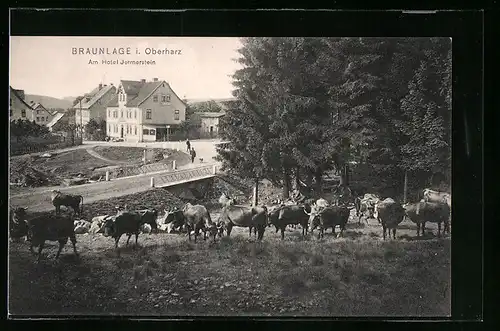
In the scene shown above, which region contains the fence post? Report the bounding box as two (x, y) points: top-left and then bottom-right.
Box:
(106, 171), (110, 181)
(212, 164), (217, 175)
(150, 177), (155, 187)
(172, 160), (176, 170)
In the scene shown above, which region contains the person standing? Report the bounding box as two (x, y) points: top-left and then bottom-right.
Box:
(190, 148), (196, 163)
(186, 139), (191, 152)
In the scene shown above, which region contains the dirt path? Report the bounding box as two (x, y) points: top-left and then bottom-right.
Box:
(85, 147), (130, 165)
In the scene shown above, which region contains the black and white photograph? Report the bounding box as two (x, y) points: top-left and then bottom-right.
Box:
(9, 34), (453, 317)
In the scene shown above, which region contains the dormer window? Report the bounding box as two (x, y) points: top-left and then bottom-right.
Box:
(161, 94), (171, 103)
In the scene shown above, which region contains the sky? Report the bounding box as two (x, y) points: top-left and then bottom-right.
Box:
(10, 37), (243, 100)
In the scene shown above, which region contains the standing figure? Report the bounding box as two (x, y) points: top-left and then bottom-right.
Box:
(186, 139), (191, 152)
(190, 148), (197, 163)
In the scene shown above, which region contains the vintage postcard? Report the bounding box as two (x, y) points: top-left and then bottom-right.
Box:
(9, 35), (452, 317)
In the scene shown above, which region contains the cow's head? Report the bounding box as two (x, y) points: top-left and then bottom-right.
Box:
(102, 217), (116, 237)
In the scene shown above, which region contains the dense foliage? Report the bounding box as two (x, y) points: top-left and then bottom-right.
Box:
(10, 119), (50, 139)
(85, 119), (107, 141)
(217, 37), (452, 199)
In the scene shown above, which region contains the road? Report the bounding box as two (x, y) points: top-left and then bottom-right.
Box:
(9, 139), (223, 212)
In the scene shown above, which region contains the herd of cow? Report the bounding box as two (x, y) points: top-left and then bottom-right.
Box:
(9, 188), (451, 262)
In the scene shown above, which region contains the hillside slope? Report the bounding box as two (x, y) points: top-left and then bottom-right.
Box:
(25, 94), (73, 110)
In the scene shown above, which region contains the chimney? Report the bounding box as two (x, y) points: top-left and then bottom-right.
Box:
(99, 83), (103, 90)
(153, 78), (158, 82)
(141, 79), (146, 83)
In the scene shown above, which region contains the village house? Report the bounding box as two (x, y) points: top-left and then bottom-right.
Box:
(9, 86), (36, 122)
(106, 78), (186, 142)
(28, 101), (55, 126)
(188, 98), (236, 138)
(73, 83), (116, 126)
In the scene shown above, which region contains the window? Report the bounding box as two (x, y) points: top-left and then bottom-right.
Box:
(153, 95), (158, 102)
(146, 109), (152, 119)
(36, 117), (40, 121)
(165, 94), (171, 102)
(37, 110), (41, 114)
(150, 129), (155, 135)
(41, 117), (45, 122)
(126, 126), (129, 134)
(21, 110), (26, 118)
(108, 124), (111, 132)
(134, 110), (137, 119)
(174, 109), (180, 120)
(143, 129), (149, 135)
(134, 126), (137, 135)
(113, 110), (118, 118)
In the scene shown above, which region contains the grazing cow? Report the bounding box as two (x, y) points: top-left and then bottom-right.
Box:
(89, 215), (112, 234)
(268, 204), (310, 240)
(306, 205), (350, 239)
(12, 209), (79, 262)
(73, 220), (91, 234)
(163, 209), (186, 230)
(374, 198), (405, 240)
(51, 190), (84, 216)
(102, 208), (159, 249)
(182, 203), (218, 242)
(403, 201), (451, 237)
(219, 205), (268, 240)
(423, 189), (451, 207)
(135, 209), (159, 233)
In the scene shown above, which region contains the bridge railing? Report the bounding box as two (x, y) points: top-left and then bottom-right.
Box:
(151, 164), (217, 188)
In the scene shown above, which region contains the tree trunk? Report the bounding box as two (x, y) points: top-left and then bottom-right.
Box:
(314, 169), (323, 194)
(253, 178), (259, 207)
(295, 167), (300, 190)
(283, 169), (290, 199)
(403, 170), (408, 204)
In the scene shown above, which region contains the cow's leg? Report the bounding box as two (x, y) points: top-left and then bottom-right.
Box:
(126, 234), (132, 246)
(55, 238), (68, 259)
(70, 235), (78, 256)
(422, 222), (426, 236)
(358, 215), (362, 224)
(332, 226), (336, 238)
(249, 227), (252, 237)
(280, 227), (285, 240)
(37, 241), (45, 262)
(437, 222), (442, 238)
(226, 224), (233, 237)
(275, 226), (279, 233)
(392, 228), (396, 240)
(188, 228), (192, 241)
(135, 232), (139, 247)
(115, 234), (123, 249)
(382, 226), (387, 240)
(416, 223), (420, 237)
(254, 227), (257, 237)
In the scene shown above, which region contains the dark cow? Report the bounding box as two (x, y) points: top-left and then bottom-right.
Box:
(404, 201), (451, 237)
(182, 203), (218, 242)
(10, 207), (29, 240)
(219, 205), (268, 240)
(102, 208), (159, 249)
(374, 198), (405, 240)
(12, 208), (79, 262)
(306, 205), (350, 239)
(268, 204), (310, 240)
(135, 209), (159, 233)
(51, 190), (84, 216)
(163, 208), (186, 233)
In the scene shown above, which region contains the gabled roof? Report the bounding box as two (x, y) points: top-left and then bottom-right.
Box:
(74, 85), (116, 109)
(9, 86), (34, 110)
(46, 112), (65, 128)
(107, 80), (187, 108)
(195, 112), (226, 118)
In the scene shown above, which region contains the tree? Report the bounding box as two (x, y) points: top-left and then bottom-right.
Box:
(85, 118), (106, 141)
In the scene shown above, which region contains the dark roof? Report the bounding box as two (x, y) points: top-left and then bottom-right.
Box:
(10, 86), (34, 110)
(76, 85), (116, 109)
(107, 80), (186, 108)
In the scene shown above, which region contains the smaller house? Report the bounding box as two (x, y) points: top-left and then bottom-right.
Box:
(28, 101), (54, 126)
(192, 112), (225, 138)
(73, 83), (117, 126)
(10, 86), (35, 122)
